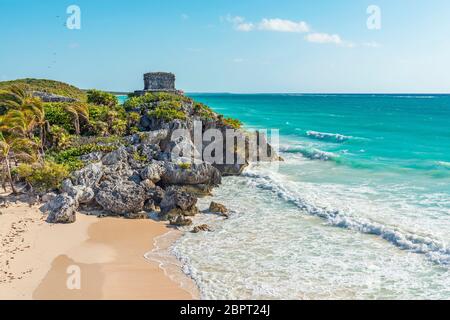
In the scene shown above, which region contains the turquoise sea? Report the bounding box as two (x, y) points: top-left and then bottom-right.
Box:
(165, 93), (450, 299)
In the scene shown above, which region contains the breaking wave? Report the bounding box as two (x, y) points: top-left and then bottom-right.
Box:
(436, 161), (450, 169)
(242, 169), (450, 266)
(281, 145), (339, 162)
(306, 130), (352, 142)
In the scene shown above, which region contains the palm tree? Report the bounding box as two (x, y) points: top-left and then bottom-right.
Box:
(0, 85), (46, 151)
(63, 103), (89, 135)
(0, 132), (36, 194)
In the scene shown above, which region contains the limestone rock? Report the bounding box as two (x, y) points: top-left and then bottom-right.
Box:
(140, 161), (166, 183)
(139, 129), (169, 145)
(125, 211), (149, 219)
(161, 162), (221, 186)
(32, 91), (77, 103)
(72, 162), (104, 188)
(60, 179), (95, 204)
(95, 181), (148, 215)
(43, 193), (78, 224)
(80, 151), (104, 163)
(102, 147), (129, 166)
(169, 215), (193, 227)
(192, 224), (212, 233)
(41, 192), (57, 203)
(209, 201), (228, 214)
(160, 189), (198, 219)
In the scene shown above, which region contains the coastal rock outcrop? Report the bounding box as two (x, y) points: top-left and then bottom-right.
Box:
(95, 181), (148, 215)
(209, 202), (228, 215)
(161, 162), (221, 186)
(160, 188), (198, 219)
(41, 82), (280, 224)
(169, 215), (193, 227)
(140, 161), (166, 183)
(43, 193), (78, 224)
(192, 224), (212, 233)
(32, 91), (77, 103)
(72, 162), (104, 189)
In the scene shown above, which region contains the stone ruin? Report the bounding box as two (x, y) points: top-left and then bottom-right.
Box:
(134, 72), (183, 96)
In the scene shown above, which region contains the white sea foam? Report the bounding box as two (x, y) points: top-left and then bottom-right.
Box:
(437, 161), (450, 169)
(242, 168), (450, 266)
(170, 172), (450, 300)
(306, 130), (351, 142)
(280, 145), (339, 161)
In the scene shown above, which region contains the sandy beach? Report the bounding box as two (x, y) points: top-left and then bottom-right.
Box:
(0, 199), (198, 300)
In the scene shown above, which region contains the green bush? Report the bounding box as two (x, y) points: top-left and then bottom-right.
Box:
(193, 102), (215, 120)
(148, 107), (186, 121)
(123, 96), (143, 111)
(88, 104), (109, 122)
(0, 78), (87, 101)
(221, 117), (242, 129)
(44, 103), (75, 132)
(18, 161), (70, 192)
(50, 143), (118, 171)
(49, 125), (72, 150)
(87, 89), (118, 107)
(123, 92), (192, 111)
(178, 162), (191, 170)
(132, 151), (147, 162)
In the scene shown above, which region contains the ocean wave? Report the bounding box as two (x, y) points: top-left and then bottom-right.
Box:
(306, 130), (351, 142)
(242, 169), (450, 266)
(280, 145), (339, 162)
(392, 95), (436, 99)
(436, 161), (450, 169)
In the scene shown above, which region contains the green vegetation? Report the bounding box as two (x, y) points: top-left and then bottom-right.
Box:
(87, 89), (118, 107)
(49, 142), (119, 171)
(0, 78), (245, 193)
(147, 101), (186, 121)
(0, 79), (86, 101)
(17, 161), (69, 192)
(178, 162), (192, 170)
(124, 92), (191, 111)
(132, 151), (147, 162)
(220, 116), (243, 129)
(193, 102), (215, 121)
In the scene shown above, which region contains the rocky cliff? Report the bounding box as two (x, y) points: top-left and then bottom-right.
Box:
(40, 91), (280, 226)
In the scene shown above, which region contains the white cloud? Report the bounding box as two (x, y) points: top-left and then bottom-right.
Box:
(236, 22), (254, 32)
(305, 33), (342, 44)
(258, 18), (309, 33)
(226, 15), (254, 31)
(226, 16), (309, 33)
(181, 13), (189, 20)
(225, 15), (356, 48)
(233, 58), (244, 63)
(363, 41), (381, 48)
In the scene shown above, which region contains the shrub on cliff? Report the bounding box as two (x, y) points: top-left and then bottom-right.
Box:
(87, 89), (118, 107)
(193, 102), (215, 121)
(147, 101), (186, 121)
(0, 79), (86, 101)
(50, 142), (119, 171)
(18, 160), (70, 192)
(44, 103), (76, 132)
(123, 92), (191, 111)
(220, 116), (242, 129)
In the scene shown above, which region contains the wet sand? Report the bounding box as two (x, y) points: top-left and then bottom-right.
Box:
(0, 201), (198, 300)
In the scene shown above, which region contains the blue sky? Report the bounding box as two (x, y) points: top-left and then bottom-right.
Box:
(1, 0), (449, 93)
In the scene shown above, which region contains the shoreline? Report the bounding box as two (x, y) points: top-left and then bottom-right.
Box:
(0, 200), (199, 300)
